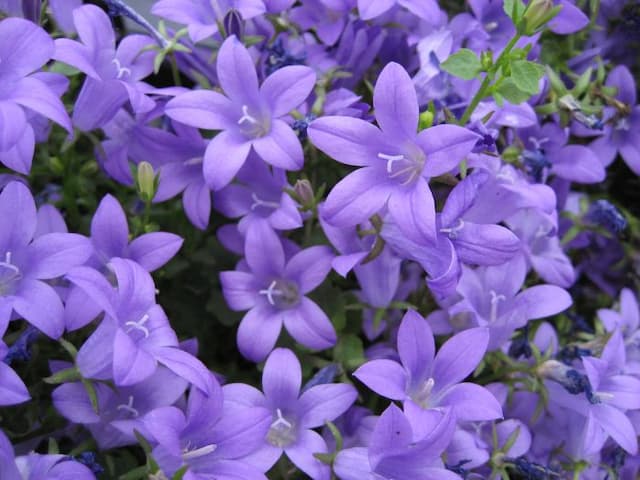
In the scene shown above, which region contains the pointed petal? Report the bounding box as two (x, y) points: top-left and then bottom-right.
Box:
(72, 78), (127, 131)
(13, 280), (64, 339)
(0, 181), (36, 252)
(397, 310), (435, 383)
(353, 359), (407, 400)
(432, 327), (489, 388)
(237, 305), (283, 362)
(548, 0), (589, 34)
(165, 90), (236, 130)
(261, 66), (316, 117)
(438, 382), (502, 421)
(0, 101), (27, 153)
(308, 116), (384, 167)
(252, 119), (304, 170)
(0, 18), (53, 77)
(11, 77), (72, 133)
(203, 130), (251, 191)
(112, 328), (157, 386)
(284, 246), (333, 293)
(128, 232), (183, 272)
(387, 176), (436, 243)
(358, 0), (395, 19)
(220, 270), (258, 311)
(216, 35), (260, 105)
(284, 429), (330, 480)
(298, 383), (357, 428)
(549, 145), (605, 183)
(26, 233), (92, 279)
(592, 403), (638, 454)
(514, 285), (572, 320)
(155, 346), (214, 393)
(245, 221), (285, 277)
(452, 222), (521, 266)
(263, 347), (301, 406)
(0, 362), (30, 406)
(91, 194), (128, 259)
(282, 297), (336, 351)
(374, 62), (418, 140)
(73, 4), (115, 51)
(418, 125), (480, 177)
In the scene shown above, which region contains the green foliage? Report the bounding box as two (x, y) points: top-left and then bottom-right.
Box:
(441, 48), (483, 80)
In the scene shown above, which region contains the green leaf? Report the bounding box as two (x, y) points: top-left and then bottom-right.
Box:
(43, 366), (82, 385)
(333, 334), (365, 370)
(441, 49), (482, 80)
(510, 60), (545, 94)
(495, 78), (530, 104)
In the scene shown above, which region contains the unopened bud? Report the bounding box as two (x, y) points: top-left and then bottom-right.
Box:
(294, 179), (314, 207)
(418, 110), (434, 130)
(223, 9), (244, 40)
(136, 161), (157, 203)
(520, 0), (561, 35)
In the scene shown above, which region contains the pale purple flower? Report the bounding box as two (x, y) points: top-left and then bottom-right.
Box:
(220, 222), (335, 361)
(53, 5), (156, 131)
(354, 310), (502, 437)
(223, 348), (357, 480)
(0, 17), (72, 173)
(357, 0), (440, 21)
(598, 289), (640, 375)
(309, 62), (480, 244)
(166, 35), (316, 190)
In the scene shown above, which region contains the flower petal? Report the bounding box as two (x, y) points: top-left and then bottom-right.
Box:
(353, 359), (407, 400)
(432, 327), (489, 388)
(203, 130), (251, 191)
(373, 62), (418, 141)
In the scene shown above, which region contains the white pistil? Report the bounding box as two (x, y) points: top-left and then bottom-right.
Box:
(125, 314), (150, 338)
(484, 21), (498, 32)
(112, 58), (131, 79)
(616, 117), (630, 131)
(0, 252), (20, 276)
(259, 281), (282, 306)
(116, 395), (139, 417)
(528, 136), (549, 150)
(489, 290), (506, 322)
(250, 193), (281, 211)
(271, 408), (292, 429)
(182, 443), (217, 460)
(238, 105), (258, 125)
(377, 153), (405, 173)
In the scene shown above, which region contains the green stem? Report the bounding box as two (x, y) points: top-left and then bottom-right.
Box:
(458, 33), (522, 126)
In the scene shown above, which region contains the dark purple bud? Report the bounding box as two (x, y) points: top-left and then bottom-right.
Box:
(301, 364), (340, 393)
(588, 200), (627, 234)
(223, 9), (244, 40)
(21, 0), (41, 23)
(294, 179), (315, 207)
(4, 326), (39, 365)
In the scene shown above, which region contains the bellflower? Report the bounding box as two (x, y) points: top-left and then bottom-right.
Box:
(53, 366), (188, 449)
(334, 404), (460, 480)
(309, 62), (480, 244)
(53, 5), (156, 131)
(152, 0), (266, 43)
(544, 331), (640, 455)
(598, 288), (640, 375)
(448, 257), (572, 349)
(589, 66), (640, 174)
(66, 258), (212, 391)
(223, 348), (357, 480)
(356, 0), (440, 21)
(354, 310), (502, 436)
(0, 17), (72, 173)
(166, 35), (316, 191)
(0, 428), (96, 480)
(145, 381), (272, 480)
(289, 0), (354, 46)
(214, 153), (302, 233)
(220, 222), (335, 361)
(0, 181), (92, 339)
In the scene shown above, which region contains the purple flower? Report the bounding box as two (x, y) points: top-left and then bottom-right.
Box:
(449, 257), (572, 349)
(53, 365), (188, 450)
(0, 427), (96, 479)
(166, 35), (316, 190)
(0, 182), (92, 339)
(53, 5), (156, 131)
(220, 222), (335, 361)
(223, 348), (357, 480)
(598, 288), (640, 375)
(589, 66), (640, 174)
(152, 0), (266, 43)
(334, 404), (460, 480)
(0, 17), (72, 173)
(354, 311), (502, 435)
(66, 258), (212, 390)
(289, 0), (354, 46)
(0, 340), (30, 406)
(357, 0), (440, 21)
(309, 62), (479, 244)
(145, 381), (272, 480)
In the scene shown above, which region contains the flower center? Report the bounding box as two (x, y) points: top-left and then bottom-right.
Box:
(125, 314), (150, 339)
(0, 252), (22, 296)
(250, 193), (281, 213)
(411, 377), (435, 408)
(489, 290), (506, 322)
(521, 147), (551, 183)
(377, 151), (424, 186)
(116, 395), (139, 418)
(615, 116), (630, 131)
(259, 279), (300, 309)
(237, 105), (270, 138)
(267, 408), (297, 448)
(111, 58), (131, 80)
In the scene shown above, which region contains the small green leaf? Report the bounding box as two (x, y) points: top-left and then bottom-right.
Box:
(495, 78), (530, 104)
(82, 378), (100, 413)
(503, 0), (526, 23)
(43, 366), (82, 385)
(441, 49), (482, 80)
(510, 60), (545, 94)
(572, 67), (593, 97)
(333, 334), (365, 370)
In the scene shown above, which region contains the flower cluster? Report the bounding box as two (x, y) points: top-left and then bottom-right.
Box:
(0, 0), (639, 479)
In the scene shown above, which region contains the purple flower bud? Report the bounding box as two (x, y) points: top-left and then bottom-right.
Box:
(588, 200), (627, 234)
(223, 9), (244, 40)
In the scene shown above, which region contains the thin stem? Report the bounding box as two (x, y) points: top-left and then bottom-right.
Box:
(104, 0), (169, 49)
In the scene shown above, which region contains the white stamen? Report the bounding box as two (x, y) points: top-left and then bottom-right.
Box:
(377, 153), (405, 173)
(440, 219), (465, 238)
(125, 314), (150, 338)
(116, 395), (139, 417)
(238, 105), (258, 125)
(251, 193), (281, 211)
(112, 58), (131, 79)
(489, 290), (506, 322)
(484, 21), (498, 32)
(271, 408), (293, 429)
(616, 117), (630, 131)
(528, 136), (549, 150)
(182, 443), (217, 460)
(0, 252), (19, 276)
